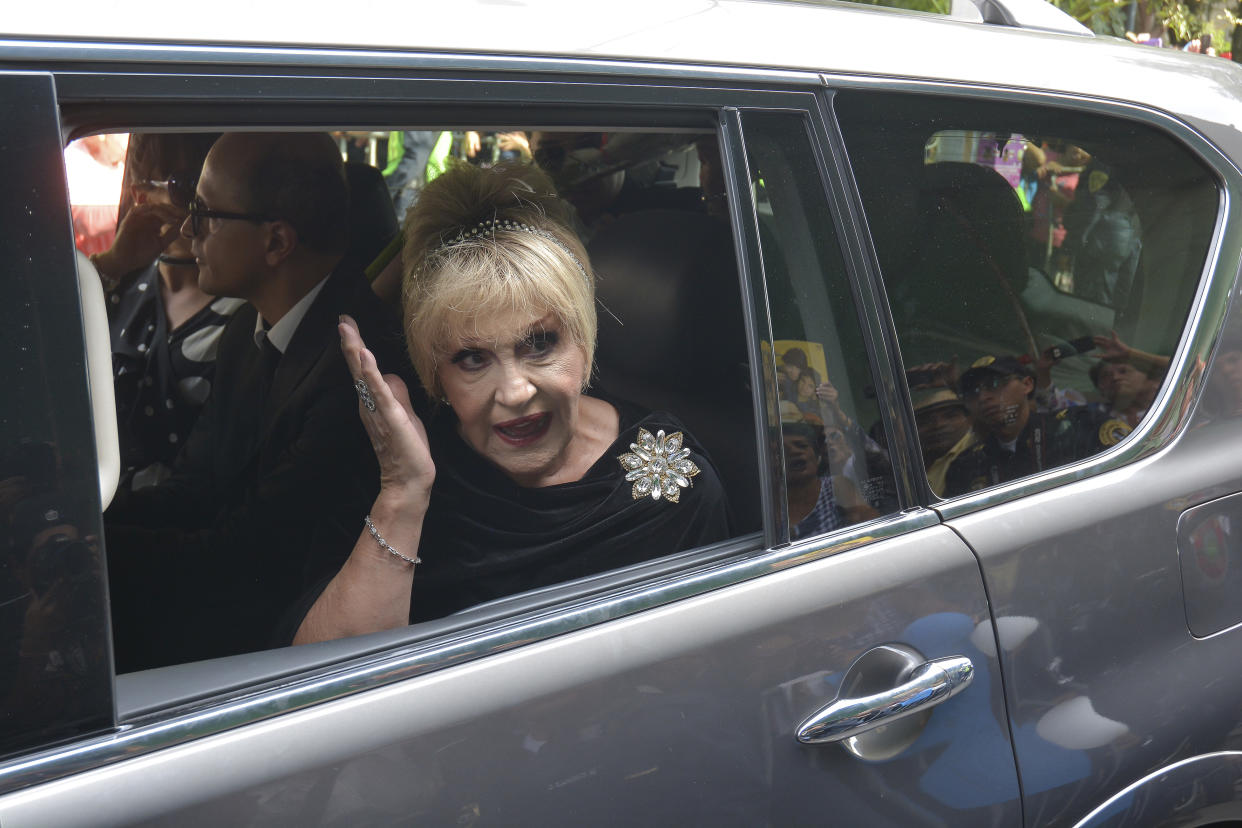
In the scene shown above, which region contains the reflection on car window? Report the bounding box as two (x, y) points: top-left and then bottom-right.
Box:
(926, 130), (1144, 309)
(837, 93), (1217, 496)
(92, 126), (756, 670)
(741, 112), (897, 542)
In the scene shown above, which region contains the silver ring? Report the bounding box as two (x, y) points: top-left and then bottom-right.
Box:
(355, 378), (376, 412)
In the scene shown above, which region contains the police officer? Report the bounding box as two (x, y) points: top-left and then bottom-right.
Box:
(944, 355), (1131, 496)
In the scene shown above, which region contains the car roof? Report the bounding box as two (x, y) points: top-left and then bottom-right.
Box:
(6, 0), (1241, 127)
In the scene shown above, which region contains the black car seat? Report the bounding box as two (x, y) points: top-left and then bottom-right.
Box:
(588, 209), (760, 533)
(895, 161), (1034, 360)
(342, 161), (399, 276)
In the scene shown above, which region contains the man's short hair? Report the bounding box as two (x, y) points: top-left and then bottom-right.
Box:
(238, 133), (349, 257)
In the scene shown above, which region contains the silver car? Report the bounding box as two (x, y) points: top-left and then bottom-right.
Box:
(1, 0), (1241, 824)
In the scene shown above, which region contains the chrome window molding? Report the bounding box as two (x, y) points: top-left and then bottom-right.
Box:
(821, 73), (1241, 521)
(0, 508), (940, 796)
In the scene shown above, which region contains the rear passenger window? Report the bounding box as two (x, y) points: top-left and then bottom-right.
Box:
(741, 112), (898, 540)
(836, 92), (1218, 497)
(86, 124), (760, 673)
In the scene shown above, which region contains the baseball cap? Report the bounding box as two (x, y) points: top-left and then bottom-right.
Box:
(958, 355), (1034, 396)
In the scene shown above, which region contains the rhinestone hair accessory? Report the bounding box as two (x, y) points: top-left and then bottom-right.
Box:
(435, 217), (590, 284)
(618, 428), (701, 503)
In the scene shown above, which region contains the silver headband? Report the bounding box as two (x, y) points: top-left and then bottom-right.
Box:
(435, 218), (590, 284)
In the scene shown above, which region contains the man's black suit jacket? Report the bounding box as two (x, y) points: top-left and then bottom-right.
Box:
(106, 265), (411, 671)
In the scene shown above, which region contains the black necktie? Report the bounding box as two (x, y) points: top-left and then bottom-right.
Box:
(255, 332), (282, 407)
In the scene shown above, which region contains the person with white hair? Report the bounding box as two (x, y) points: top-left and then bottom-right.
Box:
(295, 162), (732, 643)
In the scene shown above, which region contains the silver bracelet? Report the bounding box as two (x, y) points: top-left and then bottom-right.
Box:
(363, 515), (422, 566)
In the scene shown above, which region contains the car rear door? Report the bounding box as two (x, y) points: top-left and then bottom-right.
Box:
(0, 58), (1022, 825)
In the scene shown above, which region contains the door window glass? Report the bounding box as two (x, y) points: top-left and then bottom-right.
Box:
(741, 112), (898, 542)
(836, 92), (1218, 497)
(80, 125), (757, 673)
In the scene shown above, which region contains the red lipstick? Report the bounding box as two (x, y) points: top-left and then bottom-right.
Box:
(493, 412), (551, 446)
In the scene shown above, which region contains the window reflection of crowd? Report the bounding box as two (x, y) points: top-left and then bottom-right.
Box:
(903, 331), (1170, 498)
(775, 348), (896, 537)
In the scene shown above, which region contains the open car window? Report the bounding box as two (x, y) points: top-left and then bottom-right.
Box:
(68, 123), (766, 693)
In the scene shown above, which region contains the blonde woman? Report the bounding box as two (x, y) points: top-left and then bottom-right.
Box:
(296, 163), (731, 643)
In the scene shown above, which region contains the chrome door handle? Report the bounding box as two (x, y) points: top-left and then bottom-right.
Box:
(796, 655), (974, 745)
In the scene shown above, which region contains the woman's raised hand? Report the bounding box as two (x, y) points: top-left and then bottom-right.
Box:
(339, 315), (435, 505)
(92, 202), (186, 284)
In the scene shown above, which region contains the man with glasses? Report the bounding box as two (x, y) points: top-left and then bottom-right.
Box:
(943, 354), (1128, 497)
(105, 132), (408, 672)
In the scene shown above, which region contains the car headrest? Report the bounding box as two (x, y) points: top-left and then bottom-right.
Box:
(922, 161), (1026, 275)
(906, 161), (1030, 352)
(343, 162), (399, 274)
(589, 209), (744, 387)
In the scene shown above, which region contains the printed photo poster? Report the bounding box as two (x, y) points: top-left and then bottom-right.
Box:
(774, 339), (829, 404)
(775, 337), (824, 392)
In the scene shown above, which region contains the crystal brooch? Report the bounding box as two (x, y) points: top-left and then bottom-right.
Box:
(617, 428), (700, 503)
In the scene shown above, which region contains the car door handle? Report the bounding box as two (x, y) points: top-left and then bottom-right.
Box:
(796, 655), (974, 745)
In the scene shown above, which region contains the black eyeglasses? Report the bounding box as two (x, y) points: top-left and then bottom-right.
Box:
(185, 196), (275, 237)
(133, 172), (199, 209)
(962, 374), (1018, 399)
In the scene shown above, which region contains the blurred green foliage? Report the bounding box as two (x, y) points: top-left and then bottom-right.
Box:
(847, 0), (952, 13)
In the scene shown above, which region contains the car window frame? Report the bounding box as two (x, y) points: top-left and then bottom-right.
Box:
(0, 59), (942, 796)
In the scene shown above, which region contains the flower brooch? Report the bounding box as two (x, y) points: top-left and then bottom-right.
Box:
(617, 428), (701, 503)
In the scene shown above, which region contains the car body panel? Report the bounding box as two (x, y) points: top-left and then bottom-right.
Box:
(947, 413), (1242, 826)
(0, 526), (1020, 826)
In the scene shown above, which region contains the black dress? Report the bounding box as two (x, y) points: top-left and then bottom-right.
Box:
(409, 397), (734, 621)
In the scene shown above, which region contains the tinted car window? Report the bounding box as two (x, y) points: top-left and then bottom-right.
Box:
(1, 77), (113, 761)
(835, 91), (1218, 497)
(741, 112), (898, 540)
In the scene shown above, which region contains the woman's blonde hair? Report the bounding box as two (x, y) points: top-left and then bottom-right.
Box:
(401, 161), (596, 398)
